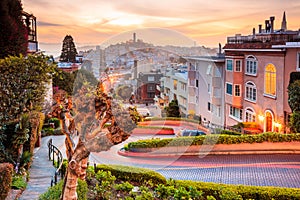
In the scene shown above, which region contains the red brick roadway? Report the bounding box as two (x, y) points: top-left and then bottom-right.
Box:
(90, 120), (300, 188)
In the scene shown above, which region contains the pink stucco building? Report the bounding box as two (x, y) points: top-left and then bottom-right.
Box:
(223, 12), (300, 133)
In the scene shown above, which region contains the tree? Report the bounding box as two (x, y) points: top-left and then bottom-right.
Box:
(0, 54), (57, 123)
(52, 68), (98, 95)
(59, 35), (78, 63)
(0, 54), (57, 170)
(165, 99), (181, 118)
(115, 85), (133, 100)
(0, 0), (28, 58)
(288, 80), (300, 112)
(288, 80), (300, 133)
(50, 77), (137, 199)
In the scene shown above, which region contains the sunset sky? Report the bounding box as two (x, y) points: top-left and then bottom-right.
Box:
(22, 0), (300, 55)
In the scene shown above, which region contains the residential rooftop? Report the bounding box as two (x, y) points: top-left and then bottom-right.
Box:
(224, 12), (300, 49)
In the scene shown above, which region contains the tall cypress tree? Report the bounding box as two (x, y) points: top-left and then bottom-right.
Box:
(0, 0), (28, 58)
(59, 35), (78, 62)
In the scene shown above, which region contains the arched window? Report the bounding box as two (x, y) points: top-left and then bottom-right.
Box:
(245, 81), (256, 102)
(245, 108), (256, 122)
(264, 64), (276, 96)
(245, 56), (257, 76)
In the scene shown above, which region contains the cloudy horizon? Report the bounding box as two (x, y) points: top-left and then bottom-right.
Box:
(23, 0), (300, 56)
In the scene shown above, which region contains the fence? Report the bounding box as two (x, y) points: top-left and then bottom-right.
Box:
(47, 138), (65, 186)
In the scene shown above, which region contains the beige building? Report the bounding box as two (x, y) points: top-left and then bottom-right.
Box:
(223, 12), (300, 133)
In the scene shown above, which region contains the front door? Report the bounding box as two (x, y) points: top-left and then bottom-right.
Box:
(266, 112), (273, 132)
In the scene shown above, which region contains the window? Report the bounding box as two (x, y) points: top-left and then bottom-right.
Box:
(148, 76), (155, 81)
(264, 64), (276, 96)
(181, 82), (187, 91)
(298, 53), (300, 70)
(245, 108), (256, 122)
(226, 59), (233, 71)
(235, 60), (241, 72)
(173, 79), (178, 90)
(226, 83), (233, 95)
(147, 84), (154, 91)
(208, 102), (211, 112)
(196, 79), (199, 87)
(245, 82), (257, 102)
(206, 65), (212, 75)
(217, 107), (221, 117)
(246, 56), (257, 75)
(234, 85), (241, 96)
(230, 106), (243, 121)
(215, 67), (222, 77)
(147, 93), (155, 98)
(208, 83), (211, 93)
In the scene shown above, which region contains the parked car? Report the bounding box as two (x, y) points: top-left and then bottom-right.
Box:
(179, 129), (206, 136)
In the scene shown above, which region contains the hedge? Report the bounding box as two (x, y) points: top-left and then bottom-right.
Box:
(94, 164), (167, 185)
(41, 164), (300, 200)
(0, 163), (13, 200)
(176, 180), (300, 200)
(127, 132), (300, 150)
(143, 117), (200, 124)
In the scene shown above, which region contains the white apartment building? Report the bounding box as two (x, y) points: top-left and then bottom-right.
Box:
(160, 67), (189, 116)
(185, 56), (225, 127)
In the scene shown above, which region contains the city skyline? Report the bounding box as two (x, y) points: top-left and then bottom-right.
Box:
(23, 0), (300, 55)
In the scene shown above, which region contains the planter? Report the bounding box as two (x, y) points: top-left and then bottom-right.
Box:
(125, 142), (300, 156)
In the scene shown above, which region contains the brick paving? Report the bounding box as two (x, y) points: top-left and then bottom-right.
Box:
(16, 135), (300, 200)
(154, 154), (300, 188)
(18, 136), (56, 200)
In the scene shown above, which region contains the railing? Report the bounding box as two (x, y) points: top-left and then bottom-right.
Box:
(47, 138), (65, 186)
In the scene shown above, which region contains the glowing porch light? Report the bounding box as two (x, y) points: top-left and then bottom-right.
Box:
(274, 122), (282, 128)
(258, 115), (265, 121)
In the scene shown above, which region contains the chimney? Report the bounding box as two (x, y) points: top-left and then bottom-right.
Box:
(265, 20), (269, 33)
(270, 16), (275, 33)
(253, 27), (256, 36)
(133, 60), (138, 79)
(258, 24), (262, 33)
(133, 32), (136, 43)
(217, 43), (223, 57)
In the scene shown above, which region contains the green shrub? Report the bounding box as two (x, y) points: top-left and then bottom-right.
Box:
(137, 125), (174, 130)
(114, 181), (134, 193)
(0, 163), (13, 200)
(95, 164), (166, 185)
(219, 129), (242, 136)
(126, 132), (300, 150)
(39, 180), (63, 200)
(155, 184), (176, 199)
(39, 179), (88, 200)
(175, 180), (300, 200)
(42, 127), (63, 137)
(143, 117), (200, 124)
(49, 118), (60, 129)
(12, 174), (27, 189)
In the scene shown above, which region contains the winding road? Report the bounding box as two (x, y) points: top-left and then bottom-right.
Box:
(51, 117), (300, 189)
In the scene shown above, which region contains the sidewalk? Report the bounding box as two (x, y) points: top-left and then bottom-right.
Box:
(17, 136), (56, 200)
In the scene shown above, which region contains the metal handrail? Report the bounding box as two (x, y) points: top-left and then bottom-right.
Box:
(48, 138), (65, 186)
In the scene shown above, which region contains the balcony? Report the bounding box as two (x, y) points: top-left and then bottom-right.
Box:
(188, 87), (196, 96)
(212, 96), (222, 105)
(188, 71), (196, 79)
(212, 77), (222, 88)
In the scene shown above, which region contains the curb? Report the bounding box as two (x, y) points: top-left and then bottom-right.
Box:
(118, 148), (300, 158)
